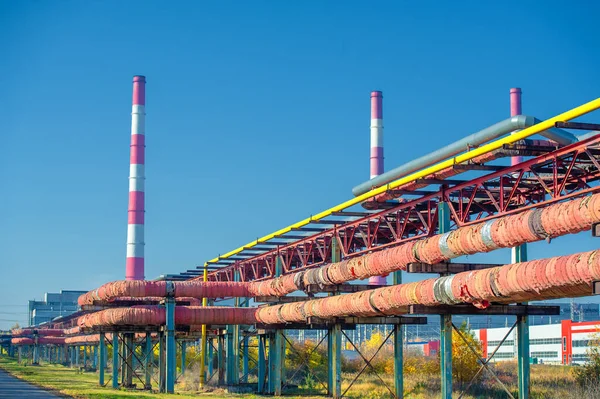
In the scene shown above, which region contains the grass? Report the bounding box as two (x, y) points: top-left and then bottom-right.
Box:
(1, 355), (598, 399)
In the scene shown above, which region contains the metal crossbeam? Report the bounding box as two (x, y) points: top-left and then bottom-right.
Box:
(409, 304), (560, 316)
(407, 262), (503, 274)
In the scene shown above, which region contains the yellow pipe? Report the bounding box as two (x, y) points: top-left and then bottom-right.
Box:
(199, 263), (208, 388)
(205, 97), (600, 265)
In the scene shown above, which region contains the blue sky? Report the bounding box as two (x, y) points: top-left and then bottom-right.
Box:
(1, 1), (600, 329)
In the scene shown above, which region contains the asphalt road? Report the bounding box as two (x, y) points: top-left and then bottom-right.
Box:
(0, 369), (61, 398)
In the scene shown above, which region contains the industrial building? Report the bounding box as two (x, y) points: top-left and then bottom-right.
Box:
(28, 290), (86, 326)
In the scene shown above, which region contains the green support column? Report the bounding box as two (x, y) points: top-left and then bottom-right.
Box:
(328, 235), (342, 399)
(208, 337), (214, 378)
(226, 269), (240, 385)
(83, 345), (87, 368)
(99, 333), (105, 386)
(144, 333), (152, 390)
(269, 255), (284, 395)
(218, 333), (225, 385)
(181, 341), (187, 375)
(74, 345), (79, 367)
(242, 334), (249, 383)
(393, 270), (404, 398)
(438, 201), (453, 399)
(257, 334), (267, 393)
(112, 333), (119, 389)
(70, 346), (75, 366)
(93, 345), (98, 369)
(515, 244), (530, 399)
(124, 334), (134, 387)
(159, 332), (166, 392)
(165, 282), (177, 393)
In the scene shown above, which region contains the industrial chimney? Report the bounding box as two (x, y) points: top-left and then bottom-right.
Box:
(126, 76), (146, 280)
(369, 90), (386, 285)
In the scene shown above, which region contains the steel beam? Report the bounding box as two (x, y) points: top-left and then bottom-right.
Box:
(438, 201), (452, 399)
(328, 237), (342, 399)
(257, 334), (267, 393)
(112, 333), (119, 389)
(165, 283), (177, 393)
(180, 340), (187, 376)
(99, 334), (105, 386)
(393, 270), (404, 399)
(144, 333), (152, 390)
(515, 244), (530, 399)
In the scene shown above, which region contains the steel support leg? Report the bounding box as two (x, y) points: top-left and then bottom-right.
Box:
(199, 263), (209, 389)
(438, 201), (452, 399)
(180, 341), (187, 376)
(159, 332), (166, 392)
(112, 333), (119, 389)
(218, 334), (225, 385)
(17, 346), (21, 364)
(70, 346), (75, 367)
(514, 244), (530, 399)
(226, 327), (239, 385)
(33, 342), (39, 365)
(328, 324), (342, 398)
(242, 335), (249, 383)
(165, 294), (176, 393)
(393, 270), (404, 399)
(144, 333), (152, 390)
(99, 333), (105, 386)
(268, 331), (283, 395)
(124, 334), (134, 387)
(93, 345), (98, 369)
(74, 345), (79, 367)
(258, 334), (267, 393)
(208, 338), (214, 378)
(83, 345), (87, 368)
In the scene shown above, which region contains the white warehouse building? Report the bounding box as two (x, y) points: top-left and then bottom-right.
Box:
(474, 320), (600, 365)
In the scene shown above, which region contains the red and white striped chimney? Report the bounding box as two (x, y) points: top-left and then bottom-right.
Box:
(370, 91), (384, 179)
(369, 90), (386, 285)
(126, 76), (146, 281)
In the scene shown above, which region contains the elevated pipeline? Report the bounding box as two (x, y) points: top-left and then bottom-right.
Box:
(11, 329), (65, 337)
(80, 191), (600, 305)
(352, 116), (583, 197)
(77, 306), (257, 328)
(11, 337), (66, 345)
(256, 250), (600, 324)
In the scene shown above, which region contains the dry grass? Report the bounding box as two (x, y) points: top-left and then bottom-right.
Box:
(2, 355), (599, 399)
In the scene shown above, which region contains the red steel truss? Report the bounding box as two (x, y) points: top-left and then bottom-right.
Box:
(208, 134), (600, 282)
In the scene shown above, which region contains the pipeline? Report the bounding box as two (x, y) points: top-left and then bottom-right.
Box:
(11, 337), (66, 345)
(79, 191), (600, 305)
(79, 281), (252, 306)
(75, 249), (600, 328)
(364, 139), (558, 207)
(11, 329), (65, 337)
(77, 306), (257, 328)
(255, 250), (600, 324)
(352, 115), (580, 197)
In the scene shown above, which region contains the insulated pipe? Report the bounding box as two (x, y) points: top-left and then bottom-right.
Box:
(11, 329), (65, 337)
(11, 337), (66, 345)
(76, 248), (600, 328)
(126, 75), (146, 280)
(369, 90), (386, 285)
(256, 249), (600, 324)
(81, 190), (600, 305)
(77, 306), (257, 328)
(364, 138), (557, 206)
(352, 115), (578, 197)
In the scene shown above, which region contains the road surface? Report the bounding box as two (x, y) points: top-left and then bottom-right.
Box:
(0, 369), (61, 398)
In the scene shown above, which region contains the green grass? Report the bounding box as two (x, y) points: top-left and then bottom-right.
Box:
(0, 357), (247, 399)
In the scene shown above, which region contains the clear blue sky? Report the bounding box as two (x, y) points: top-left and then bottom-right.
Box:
(1, 1), (600, 329)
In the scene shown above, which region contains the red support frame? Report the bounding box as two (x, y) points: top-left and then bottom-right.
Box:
(206, 135), (600, 282)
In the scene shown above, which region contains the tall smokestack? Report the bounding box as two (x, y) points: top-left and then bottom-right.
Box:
(369, 91), (386, 285)
(370, 91), (384, 179)
(510, 88), (522, 165)
(126, 75), (146, 281)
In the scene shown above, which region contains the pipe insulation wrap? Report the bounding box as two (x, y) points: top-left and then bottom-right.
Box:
(80, 192), (600, 305)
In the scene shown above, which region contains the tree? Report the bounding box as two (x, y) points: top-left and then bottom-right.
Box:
(451, 322), (482, 388)
(573, 332), (600, 386)
(10, 323), (20, 330)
